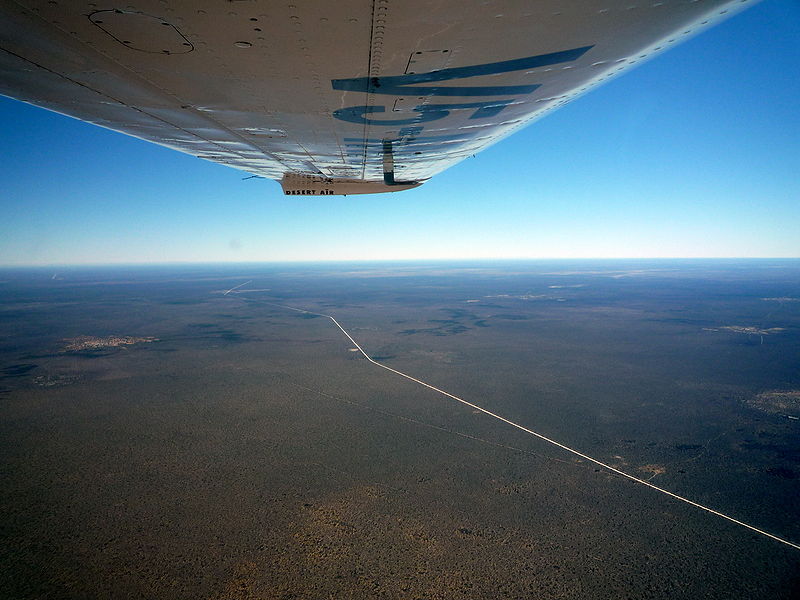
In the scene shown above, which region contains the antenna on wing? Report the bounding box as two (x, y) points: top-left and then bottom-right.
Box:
(241, 175), (263, 180)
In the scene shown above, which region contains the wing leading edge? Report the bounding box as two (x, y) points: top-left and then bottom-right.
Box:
(0, 0), (757, 195)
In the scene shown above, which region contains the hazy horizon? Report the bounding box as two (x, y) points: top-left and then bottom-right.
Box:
(3, 256), (800, 269)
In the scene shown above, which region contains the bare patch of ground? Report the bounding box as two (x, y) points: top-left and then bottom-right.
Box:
(747, 390), (800, 418)
(637, 464), (667, 479)
(33, 374), (81, 387)
(703, 326), (784, 336)
(62, 336), (158, 352)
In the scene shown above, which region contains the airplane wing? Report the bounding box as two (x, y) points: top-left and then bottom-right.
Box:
(0, 0), (756, 195)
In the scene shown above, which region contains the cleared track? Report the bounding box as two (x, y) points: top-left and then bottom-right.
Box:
(255, 297), (800, 552)
(223, 280), (252, 295)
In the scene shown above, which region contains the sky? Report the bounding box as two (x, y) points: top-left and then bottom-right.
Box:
(1, 0), (798, 266)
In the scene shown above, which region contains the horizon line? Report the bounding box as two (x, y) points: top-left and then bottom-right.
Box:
(2, 257), (800, 269)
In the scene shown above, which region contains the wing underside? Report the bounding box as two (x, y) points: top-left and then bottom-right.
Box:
(0, 0), (755, 194)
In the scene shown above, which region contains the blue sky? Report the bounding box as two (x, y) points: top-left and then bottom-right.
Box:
(1, 0), (798, 266)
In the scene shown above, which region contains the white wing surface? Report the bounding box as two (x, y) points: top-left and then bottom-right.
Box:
(0, 0), (756, 195)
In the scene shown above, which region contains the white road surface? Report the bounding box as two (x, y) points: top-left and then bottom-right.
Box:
(223, 280), (252, 295)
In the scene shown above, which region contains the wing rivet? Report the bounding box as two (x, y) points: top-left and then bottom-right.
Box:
(235, 41), (252, 48)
